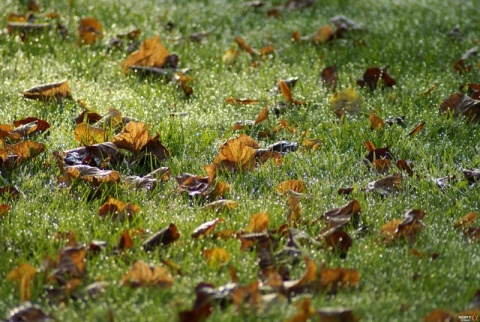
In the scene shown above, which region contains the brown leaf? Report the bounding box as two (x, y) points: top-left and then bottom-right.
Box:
(203, 248), (230, 266)
(286, 257), (317, 294)
(111, 121), (150, 153)
(364, 141), (376, 152)
(98, 197), (140, 222)
(54, 245), (87, 280)
(364, 145), (393, 164)
(8, 141), (44, 159)
(121, 260), (174, 288)
(320, 65), (338, 91)
(64, 142), (124, 169)
(234, 36), (257, 55)
(212, 134), (258, 172)
(118, 231), (134, 251)
(179, 283), (214, 322)
(463, 169), (480, 183)
(422, 83), (439, 96)
(369, 112), (385, 130)
(74, 123), (108, 145)
(317, 307), (360, 322)
(64, 165), (121, 184)
(465, 83), (480, 99)
(191, 218), (224, 238)
(4, 303), (53, 322)
(357, 67), (396, 90)
(0, 186), (20, 200)
(254, 107), (269, 124)
(23, 80), (72, 102)
(318, 226), (352, 258)
(259, 45), (275, 56)
(7, 263), (36, 301)
(454, 212), (477, 229)
(121, 36), (169, 72)
(143, 223), (180, 250)
(276, 180), (306, 195)
(453, 46), (478, 73)
(278, 79), (305, 105)
(0, 204), (10, 216)
(395, 159), (414, 177)
(246, 212), (269, 233)
(138, 134), (170, 164)
(439, 93), (480, 123)
(74, 110), (102, 125)
(225, 97), (260, 105)
(78, 17), (103, 45)
(323, 199), (361, 228)
(382, 209), (425, 244)
(319, 267), (360, 291)
(338, 187), (354, 195)
(10, 118), (51, 139)
(366, 173), (402, 196)
(313, 25), (334, 43)
(423, 309), (455, 322)
(201, 200), (238, 213)
(407, 121), (426, 137)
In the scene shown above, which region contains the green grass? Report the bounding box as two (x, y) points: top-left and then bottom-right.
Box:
(1, 0), (480, 321)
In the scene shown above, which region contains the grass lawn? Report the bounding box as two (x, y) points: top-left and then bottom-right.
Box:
(1, 0), (480, 321)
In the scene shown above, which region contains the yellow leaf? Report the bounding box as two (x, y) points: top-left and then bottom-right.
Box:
(203, 248), (230, 266)
(222, 48), (239, 65)
(111, 121), (150, 153)
(121, 260), (174, 288)
(329, 88), (362, 114)
(121, 36), (169, 72)
(246, 212), (269, 233)
(74, 123), (108, 145)
(7, 263), (36, 301)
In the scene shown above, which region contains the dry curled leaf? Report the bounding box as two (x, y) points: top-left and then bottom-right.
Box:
(121, 36), (169, 72)
(369, 112), (385, 130)
(191, 218), (224, 238)
(320, 65), (338, 91)
(407, 121), (426, 137)
(203, 248), (230, 266)
(246, 212), (269, 233)
(212, 134), (258, 172)
(276, 180), (306, 195)
(121, 260), (174, 288)
(53, 245), (87, 280)
(365, 173), (402, 196)
(5, 302), (54, 322)
(382, 209), (425, 244)
(453, 47), (478, 73)
(74, 123), (108, 145)
(63, 164), (121, 185)
(225, 97), (260, 105)
(323, 199), (361, 228)
(357, 67), (396, 90)
(234, 36), (257, 55)
(143, 223), (180, 250)
(439, 93), (480, 123)
(111, 121), (150, 153)
(254, 107), (269, 124)
(98, 197), (140, 222)
(201, 200), (238, 212)
(278, 79), (305, 105)
(23, 80), (72, 102)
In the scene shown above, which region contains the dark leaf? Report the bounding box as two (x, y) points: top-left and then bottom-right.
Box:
(365, 173), (402, 196)
(323, 199), (361, 228)
(357, 67), (396, 90)
(463, 169), (480, 183)
(5, 302), (54, 322)
(23, 80), (72, 102)
(192, 218), (224, 238)
(143, 223), (180, 250)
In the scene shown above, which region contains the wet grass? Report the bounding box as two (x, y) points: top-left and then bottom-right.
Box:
(1, 0), (480, 321)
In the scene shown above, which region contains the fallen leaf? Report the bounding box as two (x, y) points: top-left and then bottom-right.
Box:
(143, 223), (180, 250)
(234, 36), (258, 55)
(191, 218), (224, 238)
(453, 46), (478, 73)
(422, 83), (439, 96)
(63, 164), (121, 184)
(382, 209), (425, 244)
(0, 186), (20, 200)
(7, 263), (36, 301)
(313, 25), (334, 43)
(121, 260), (174, 288)
(365, 173), (402, 196)
(98, 197), (140, 222)
(10, 118), (51, 139)
(246, 212), (269, 233)
(254, 107), (269, 124)
(117, 231), (134, 251)
(318, 226), (352, 258)
(463, 169), (480, 183)
(203, 248), (230, 266)
(338, 187), (354, 195)
(212, 134), (258, 172)
(330, 88), (362, 115)
(225, 97), (260, 105)
(407, 121), (426, 137)
(111, 121), (150, 153)
(320, 65), (338, 91)
(454, 212), (477, 229)
(423, 309), (455, 322)
(23, 80), (72, 102)
(121, 36), (169, 72)
(201, 200), (238, 213)
(287, 195), (303, 224)
(179, 283), (214, 322)
(319, 267), (360, 291)
(74, 123), (108, 145)
(364, 145), (394, 164)
(286, 298), (316, 322)
(78, 17), (104, 45)
(276, 180), (306, 195)
(5, 302), (54, 322)
(369, 112), (385, 130)
(53, 245), (87, 280)
(357, 67), (396, 90)
(395, 159), (414, 177)
(278, 79), (305, 105)
(323, 199), (361, 228)
(317, 307), (360, 322)
(222, 48), (239, 65)
(439, 93), (480, 123)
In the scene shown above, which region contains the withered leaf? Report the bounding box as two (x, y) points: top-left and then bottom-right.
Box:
(54, 245), (87, 280)
(338, 187), (354, 195)
(10, 118), (51, 139)
(330, 88), (362, 115)
(98, 197), (140, 222)
(439, 93), (480, 123)
(285, 257), (317, 294)
(318, 226), (352, 258)
(5, 302), (54, 322)
(78, 17), (104, 45)
(212, 134), (258, 172)
(0, 186), (20, 200)
(7, 263), (36, 301)
(234, 36), (257, 55)
(463, 169), (480, 183)
(121, 36), (169, 72)
(179, 283), (214, 322)
(225, 97), (260, 105)
(319, 266), (360, 291)
(320, 65), (338, 91)
(124, 167), (171, 191)
(246, 212), (269, 233)
(201, 200), (238, 213)
(278, 79), (305, 105)
(64, 142), (123, 168)
(276, 180), (306, 195)
(121, 260), (174, 288)
(118, 231), (134, 251)
(74, 123), (108, 145)
(192, 218), (224, 238)
(64, 164), (121, 184)
(143, 223), (180, 250)
(369, 112), (385, 130)
(8, 141), (45, 159)
(382, 209), (425, 244)
(407, 121), (426, 137)
(317, 307), (360, 322)
(454, 212), (477, 229)
(0, 204), (10, 216)
(364, 145), (393, 164)
(465, 83), (480, 100)
(323, 199), (361, 228)
(287, 195), (302, 224)
(357, 67), (396, 90)
(203, 248), (230, 266)
(423, 309), (455, 322)
(453, 47), (478, 73)
(254, 107), (269, 124)
(313, 25), (334, 43)
(222, 48), (239, 65)
(23, 80), (72, 102)
(111, 121), (150, 153)
(365, 173), (402, 196)
(286, 298), (315, 322)
(395, 159), (414, 177)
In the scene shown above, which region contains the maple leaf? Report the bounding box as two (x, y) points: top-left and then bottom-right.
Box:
(121, 36), (169, 72)
(212, 134), (258, 172)
(23, 80), (72, 102)
(121, 260), (174, 288)
(78, 17), (104, 45)
(7, 263), (37, 301)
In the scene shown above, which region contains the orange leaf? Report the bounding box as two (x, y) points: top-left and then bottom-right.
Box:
(364, 141), (376, 152)
(203, 248), (230, 266)
(320, 65), (338, 91)
(212, 134), (258, 172)
(286, 257), (318, 294)
(121, 36), (169, 72)
(23, 80), (72, 102)
(439, 93), (480, 124)
(191, 218), (224, 238)
(8, 141), (44, 159)
(259, 45), (275, 56)
(407, 121), (426, 137)
(246, 212), (269, 233)
(369, 112), (385, 130)
(98, 197), (140, 222)
(111, 121), (150, 153)
(143, 223), (180, 250)
(234, 36), (257, 55)
(323, 199), (361, 228)
(319, 267), (360, 290)
(7, 263), (36, 301)
(54, 245), (87, 279)
(201, 200), (239, 212)
(64, 165), (121, 184)
(254, 107), (269, 124)
(424, 309), (455, 322)
(78, 17), (104, 45)
(121, 260), (174, 288)
(74, 123), (108, 145)
(278, 79), (293, 103)
(118, 231), (134, 251)
(313, 25), (334, 43)
(276, 180), (306, 195)
(225, 97), (260, 105)
(0, 204), (10, 216)
(454, 212), (477, 229)
(287, 195), (302, 224)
